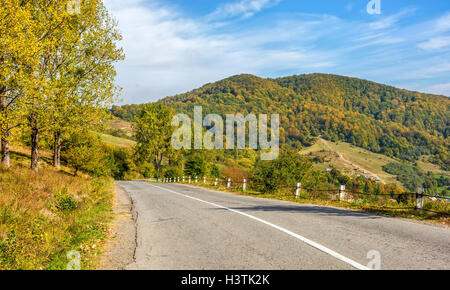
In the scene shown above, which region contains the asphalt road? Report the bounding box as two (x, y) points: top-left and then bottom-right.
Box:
(117, 181), (450, 270)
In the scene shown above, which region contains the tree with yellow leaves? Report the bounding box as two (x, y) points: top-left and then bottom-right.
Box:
(0, 0), (38, 167)
(1, 0), (124, 170)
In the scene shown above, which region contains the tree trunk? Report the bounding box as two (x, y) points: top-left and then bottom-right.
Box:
(31, 125), (39, 171)
(53, 131), (61, 169)
(0, 86), (9, 168)
(154, 152), (163, 173)
(1, 136), (9, 168)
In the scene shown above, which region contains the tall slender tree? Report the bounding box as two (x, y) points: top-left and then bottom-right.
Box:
(133, 104), (176, 174)
(0, 0), (37, 168)
(46, 1), (124, 169)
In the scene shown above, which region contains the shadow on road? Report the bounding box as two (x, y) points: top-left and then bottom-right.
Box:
(213, 204), (383, 219)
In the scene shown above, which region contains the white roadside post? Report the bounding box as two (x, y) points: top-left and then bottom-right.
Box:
(204, 176), (206, 184)
(227, 178), (231, 189)
(195, 176), (198, 183)
(339, 185), (346, 201)
(182, 176), (185, 183)
(189, 176), (191, 184)
(215, 178), (218, 186)
(416, 188), (425, 210)
(177, 177), (180, 183)
(243, 179), (247, 191)
(296, 183), (301, 199)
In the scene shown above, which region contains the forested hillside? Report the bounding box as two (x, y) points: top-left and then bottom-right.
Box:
(112, 74), (449, 170)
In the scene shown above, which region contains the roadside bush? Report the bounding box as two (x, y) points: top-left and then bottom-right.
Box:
(184, 154), (206, 177)
(222, 166), (248, 182)
(109, 146), (135, 180)
(251, 152), (315, 193)
(210, 165), (221, 178)
(164, 167), (184, 179)
(138, 161), (156, 179)
(123, 171), (144, 181)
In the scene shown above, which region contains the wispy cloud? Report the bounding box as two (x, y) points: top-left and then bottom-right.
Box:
(417, 12), (450, 51)
(418, 36), (450, 50)
(369, 8), (415, 30)
(428, 82), (450, 96)
(436, 12), (450, 32)
(103, 0), (339, 103)
(103, 0), (450, 103)
(209, 0), (281, 19)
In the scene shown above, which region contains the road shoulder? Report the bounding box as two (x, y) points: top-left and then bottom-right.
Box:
(98, 184), (137, 270)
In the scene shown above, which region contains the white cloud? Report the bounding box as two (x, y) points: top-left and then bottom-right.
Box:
(436, 12), (450, 32)
(418, 36), (450, 50)
(103, 0), (337, 103)
(103, 0), (450, 103)
(416, 13), (450, 51)
(209, 0), (281, 19)
(428, 83), (450, 96)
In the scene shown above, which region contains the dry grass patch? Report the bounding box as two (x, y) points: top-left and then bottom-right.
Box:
(0, 163), (114, 270)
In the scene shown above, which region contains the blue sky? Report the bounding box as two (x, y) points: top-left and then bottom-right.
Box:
(104, 0), (450, 104)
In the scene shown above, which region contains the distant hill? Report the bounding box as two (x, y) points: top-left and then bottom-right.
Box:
(112, 73), (449, 170)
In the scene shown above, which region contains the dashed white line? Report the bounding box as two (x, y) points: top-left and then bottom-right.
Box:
(149, 183), (370, 270)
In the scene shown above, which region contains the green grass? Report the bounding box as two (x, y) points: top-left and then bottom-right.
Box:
(98, 133), (136, 148)
(300, 138), (403, 186)
(417, 156), (450, 177)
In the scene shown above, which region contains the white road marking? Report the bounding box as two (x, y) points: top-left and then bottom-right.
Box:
(149, 183), (370, 270)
